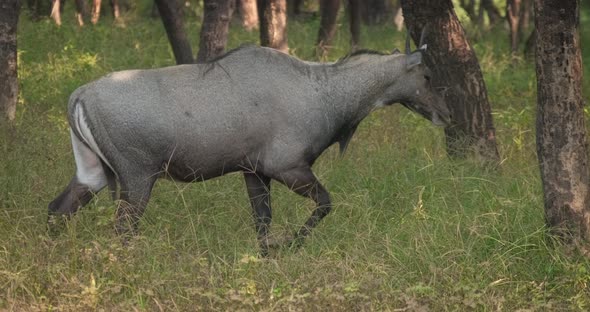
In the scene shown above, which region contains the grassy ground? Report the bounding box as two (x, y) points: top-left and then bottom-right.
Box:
(2, 2), (590, 310)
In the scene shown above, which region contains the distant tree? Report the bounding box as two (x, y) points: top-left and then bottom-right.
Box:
(74, 0), (88, 26)
(91, 0), (101, 24)
(155, 0), (194, 64)
(316, 0), (340, 58)
(348, 0), (361, 49)
(401, 0), (500, 163)
(239, 0), (258, 31)
(257, 0), (289, 53)
(362, 0), (389, 25)
(507, 0), (532, 54)
(481, 0), (501, 26)
(197, 0), (235, 62)
(26, 0), (52, 20)
(0, 0), (21, 124)
(535, 0), (590, 247)
(50, 0), (62, 25)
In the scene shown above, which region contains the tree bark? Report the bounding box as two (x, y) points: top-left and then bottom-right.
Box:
(240, 0), (259, 31)
(401, 0), (500, 163)
(197, 0), (235, 63)
(348, 0), (361, 49)
(535, 0), (590, 246)
(393, 0), (404, 31)
(257, 0), (289, 53)
(0, 0), (21, 124)
(316, 0), (341, 58)
(155, 0), (195, 64)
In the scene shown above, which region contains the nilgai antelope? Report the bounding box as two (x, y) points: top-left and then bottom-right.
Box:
(49, 33), (450, 256)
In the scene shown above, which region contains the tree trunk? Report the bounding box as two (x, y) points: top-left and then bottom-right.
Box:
(292, 0), (303, 15)
(362, 0), (388, 25)
(459, 0), (477, 24)
(316, 0), (341, 58)
(26, 0), (51, 21)
(91, 0), (101, 24)
(348, 0), (361, 49)
(535, 0), (590, 247)
(74, 0), (88, 26)
(50, 0), (61, 25)
(110, 0), (120, 20)
(481, 0), (501, 26)
(401, 0), (500, 163)
(155, 0), (195, 64)
(240, 0), (258, 31)
(393, 1), (404, 31)
(0, 0), (21, 124)
(257, 0), (289, 53)
(506, 0), (522, 53)
(197, 0), (235, 63)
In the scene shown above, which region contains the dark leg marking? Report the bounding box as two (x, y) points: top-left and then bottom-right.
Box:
(244, 171), (272, 257)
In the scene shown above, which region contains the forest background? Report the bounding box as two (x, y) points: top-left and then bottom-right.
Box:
(1, 0), (590, 310)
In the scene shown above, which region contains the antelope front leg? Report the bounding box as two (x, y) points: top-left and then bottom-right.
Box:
(244, 172), (272, 257)
(274, 166), (332, 249)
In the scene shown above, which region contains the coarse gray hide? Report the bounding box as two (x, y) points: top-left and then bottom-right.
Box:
(48, 45), (450, 256)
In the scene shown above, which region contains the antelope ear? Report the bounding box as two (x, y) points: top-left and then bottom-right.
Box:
(419, 44), (427, 51)
(406, 52), (423, 69)
(392, 48), (401, 54)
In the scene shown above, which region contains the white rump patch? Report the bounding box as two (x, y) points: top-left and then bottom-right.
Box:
(71, 104), (112, 191)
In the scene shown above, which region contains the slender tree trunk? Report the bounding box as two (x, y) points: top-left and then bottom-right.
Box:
(459, 0), (477, 24)
(110, 0), (120, 20)
(294, 0), (304, 15)
(393, 1), (404, 31)
(481, 0), (501, 26)
(91, 0), (101, 24)
(197, 0), (235, 63)
(401, 0), (500, 163)
(507, 0), (522, 53)
(155, 0), (195, 64)
(348, 0), (361, 50)
(316, 0), (341, 58)
(0, 0), (21, 124)
(240, 0), (258, 31)
(50, 0), (61, 25)
(362, 0), (388, 25)
(257, 0), (289, 53)
(74, 0), (88, 26)
(26, 0), (51, 20)
(535, 0), (590, 248)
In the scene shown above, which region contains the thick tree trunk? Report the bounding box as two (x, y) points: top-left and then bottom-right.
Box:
(535, 0), (590, 247)
(197, 0), (235, 63)
(401, 0), (500, 163)
(240, 0), (258, 31)
(316, 0), (341, 58)
(155, 0), (195, 64)
(348, 0), (361, 49)
(0, 0), (20, 124)
(257, 0), (289, 53)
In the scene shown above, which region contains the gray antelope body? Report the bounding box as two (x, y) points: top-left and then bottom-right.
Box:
(49, 41), (450, 256)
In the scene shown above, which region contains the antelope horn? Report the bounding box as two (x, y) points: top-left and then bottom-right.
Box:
(418, 26), (428, 50)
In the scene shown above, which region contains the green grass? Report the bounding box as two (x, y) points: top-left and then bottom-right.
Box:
(2, 2), (590, 311)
